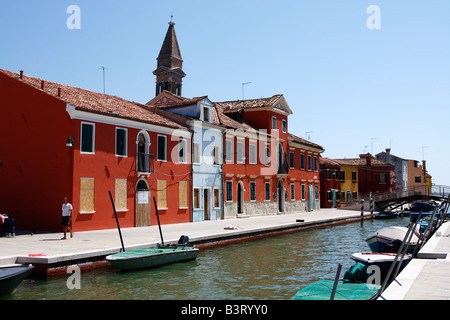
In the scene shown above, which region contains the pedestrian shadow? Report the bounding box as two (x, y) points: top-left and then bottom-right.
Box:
(40, 238), (62, 241)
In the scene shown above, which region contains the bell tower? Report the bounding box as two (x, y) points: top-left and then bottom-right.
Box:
(153, 20), (186, 96)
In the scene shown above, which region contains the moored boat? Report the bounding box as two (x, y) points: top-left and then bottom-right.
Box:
(106, 245), (199, 270)
(350, 252), (411, 281)
(365, 226), (418, 253)
(292, 279), (380, 300)
(0, 264), (34, 296)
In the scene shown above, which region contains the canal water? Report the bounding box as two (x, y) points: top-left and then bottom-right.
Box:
(4, 216), (410, 300)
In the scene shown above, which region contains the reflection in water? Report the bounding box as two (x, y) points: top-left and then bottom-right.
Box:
(4, 217), (409, 300)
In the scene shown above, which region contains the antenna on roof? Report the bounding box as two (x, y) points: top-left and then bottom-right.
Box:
(170, 12), (173, 22)
(100, 66), (107, 93)
(242, 81), (252, 100)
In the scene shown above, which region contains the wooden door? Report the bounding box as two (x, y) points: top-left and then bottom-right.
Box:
(135, 180), (151, 227)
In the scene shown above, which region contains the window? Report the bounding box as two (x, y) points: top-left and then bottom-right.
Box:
(282, 119), (286, 133)
(352, 171), (357, 182)
(178, 139), (187, 163)
(81, 123), (95, 153)
(300, 154), (305, 170)
(116, 128), (127, 157)
(301, 184), (306, 200)
(250, 181), (256, 201)
(379, 173), (387, 184)
(341, 192), (346, 201)
(315, 185), (319, 199)
(193, 188), (201, 208)
(290, 183), (295, 200)
(326, 169), (331, 180)
(214, 188), (220, 208)
(265, 182), (270, 201)
(353, 191), (358, 200)
(213, 146), (220, 165)
(347, 191), (352, 201)
(203, 106), (211, 122)
(179, 181), (188, 208)
(289, 152), (294, 169)
(225, 140), (233, 163)
(272, 116), (277, 130)
(193, 143), (200, 164)
(236, 140), (244, 163)
(340, 170), (345, 182)
(157, 180), (167, 209)
(415, 176), (421, 183)
(80, 178), (95, 213)
(157, 135), (167, 161)
(115, 179), (127, 211)
(307, 155), (312, 171)
(314, 156), (318, 171)
(265, 146), (270, 166)
(226, 181), (233, 202)
(249, 143), (256, 164)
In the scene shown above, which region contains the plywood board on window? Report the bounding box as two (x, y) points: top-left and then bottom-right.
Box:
(80, 178), (95, 212)
(179, 181), (188, 208)
(157, 180), (167, 209)
(115, 179), (127, 210)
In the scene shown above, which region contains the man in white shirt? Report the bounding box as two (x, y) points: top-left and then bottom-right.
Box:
(61, 197), (73, 239)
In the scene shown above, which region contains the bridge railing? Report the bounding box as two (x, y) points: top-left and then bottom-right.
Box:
(365, 185), (450, 203)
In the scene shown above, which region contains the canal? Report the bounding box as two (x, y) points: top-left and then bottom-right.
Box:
(3, 216), (410, 300)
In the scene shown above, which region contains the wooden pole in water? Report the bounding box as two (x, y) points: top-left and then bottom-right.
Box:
(361, 198), (365, 223)
(370, 193), (374, 221)
(109, 190), (125, 252)
(330, 263), (342, 300)
(153, 197), (165, 246)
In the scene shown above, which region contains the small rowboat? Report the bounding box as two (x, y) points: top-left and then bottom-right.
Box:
(0, 265), (34, 296)
(350, 252), (411, 281)
(106, 245), (199, 270)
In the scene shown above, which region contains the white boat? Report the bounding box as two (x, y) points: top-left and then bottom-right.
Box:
(365, 226), (418, 253)
(351, 252), (412, 280)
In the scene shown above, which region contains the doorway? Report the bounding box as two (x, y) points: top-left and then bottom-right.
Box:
(203, 188), (210, 220)
(237, 181), (244, 214)
(135, 179), (151, 226)
(277, 180), (284, 212)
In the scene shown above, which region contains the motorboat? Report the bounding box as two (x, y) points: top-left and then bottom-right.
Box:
(350, 252), (412, 280)
(365, 226), (418, 253)
(0, 264), (34, 296)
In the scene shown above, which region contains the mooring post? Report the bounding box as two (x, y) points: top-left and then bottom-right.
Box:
(370, 192), (374, 221)
(361, 198), (365, 223)
(330, 263), (342, 300)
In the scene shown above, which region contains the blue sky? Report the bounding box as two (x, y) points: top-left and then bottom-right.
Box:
(1, 1), (450, 185)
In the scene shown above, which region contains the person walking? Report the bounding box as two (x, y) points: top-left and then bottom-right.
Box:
(61, 197), (73, 239)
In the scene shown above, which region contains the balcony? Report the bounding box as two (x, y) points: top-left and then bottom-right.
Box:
(137, 153), (154, 173)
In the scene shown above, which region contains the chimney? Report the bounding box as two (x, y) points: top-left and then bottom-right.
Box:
(153, 106), (157, 114)
(385, 148), (391, 154)
(41, 80), (45, 90)
(57, 88), (61, 97)
(19, 70), (23, 79)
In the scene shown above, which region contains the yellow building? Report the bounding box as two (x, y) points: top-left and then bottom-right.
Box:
(334, 159), (359, 205)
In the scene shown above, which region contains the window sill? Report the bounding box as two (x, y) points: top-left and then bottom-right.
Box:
(79, 211), (95, 214)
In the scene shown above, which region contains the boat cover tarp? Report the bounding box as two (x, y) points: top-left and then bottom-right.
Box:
(293, 280), (380, 300)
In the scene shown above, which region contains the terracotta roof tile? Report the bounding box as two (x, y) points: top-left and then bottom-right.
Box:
(216, 94), (283, 113)
(0, 69), (185, 129)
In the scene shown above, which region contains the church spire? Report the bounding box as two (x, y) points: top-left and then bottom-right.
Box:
(153, 20), (186, 97)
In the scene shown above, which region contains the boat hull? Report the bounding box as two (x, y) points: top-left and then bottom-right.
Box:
(365, 226), (418, 253)
(0, 265), (34, 296)
(351, 252), (411, 280)
(106, 247), (199, 270)
(293, 280), (380, 300)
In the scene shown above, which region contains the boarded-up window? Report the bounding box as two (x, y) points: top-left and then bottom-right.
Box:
(157, 180), (167, 209)
(115, 179), (127, 211)
(80, 178), (95, 212)
(193, 188), (200, 209)
(179, 181), (188, 208)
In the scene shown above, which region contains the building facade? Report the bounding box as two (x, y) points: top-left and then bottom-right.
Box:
(0, 69), (192, 232)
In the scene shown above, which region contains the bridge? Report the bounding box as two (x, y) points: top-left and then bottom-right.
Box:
(369, 185), (450, 212)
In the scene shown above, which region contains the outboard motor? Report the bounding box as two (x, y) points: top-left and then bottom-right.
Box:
(178, 235), (192, 246)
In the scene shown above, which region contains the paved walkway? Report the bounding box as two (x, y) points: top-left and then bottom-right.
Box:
(1, 209), (365, 268)
(380, 221), (450, 300)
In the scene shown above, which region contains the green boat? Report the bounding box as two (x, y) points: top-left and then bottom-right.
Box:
(106, 245), (199, 270)
(293, 280), (380, 300)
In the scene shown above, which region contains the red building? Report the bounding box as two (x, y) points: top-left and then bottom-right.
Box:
(216, 95), (324, 217)
(319, 157), (341, 208)
(0, 69), (192, 232)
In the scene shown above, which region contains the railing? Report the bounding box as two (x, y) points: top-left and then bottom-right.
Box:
(137, 153), (154, 173)
(366, 185), (450, 203)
